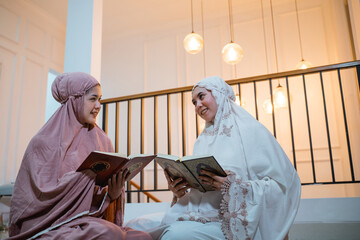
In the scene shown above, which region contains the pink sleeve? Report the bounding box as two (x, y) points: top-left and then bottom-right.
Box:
(90, 185), (111, 216)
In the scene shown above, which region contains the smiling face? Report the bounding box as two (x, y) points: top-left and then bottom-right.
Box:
(192, 86), (217, 123)
(83, 85), (102, 125)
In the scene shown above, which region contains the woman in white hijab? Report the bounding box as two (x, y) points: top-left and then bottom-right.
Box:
(160, 76), (301, 240)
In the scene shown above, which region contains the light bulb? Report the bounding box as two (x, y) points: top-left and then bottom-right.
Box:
(184, 32), (204, 54)
(235, 95), (246, 106)
(263, 98), (273, 114)
(222, 42), (243, 65)
(273, 84), (288, 108)
(235, 95), (241, 105)
(296, 59), (312, 69)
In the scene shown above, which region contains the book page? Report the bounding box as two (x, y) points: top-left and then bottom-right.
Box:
(156, 156), (204, 191)
(181, 156), (227, 192)
(124, 155), (156, 181)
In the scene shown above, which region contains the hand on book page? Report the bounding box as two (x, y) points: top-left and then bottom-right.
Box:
(155, 154), (227, 192)
(77, 151), (156, 186)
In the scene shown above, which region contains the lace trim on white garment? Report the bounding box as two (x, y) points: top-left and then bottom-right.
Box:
(220, 172), (251, 240)
(177, 212), (221, 224)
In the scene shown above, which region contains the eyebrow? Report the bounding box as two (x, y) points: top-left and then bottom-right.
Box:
(197, 91), (204, 97)
(90, 94), (101, 98)
(192, 91), (204, 102)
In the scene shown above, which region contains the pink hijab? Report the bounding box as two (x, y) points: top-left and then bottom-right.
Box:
(9, 72), (120, 239)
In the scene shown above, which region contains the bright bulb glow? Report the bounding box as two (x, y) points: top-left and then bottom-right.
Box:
(222, 42), (243, 65)
(235, 95), (241, 105)
(263, 99), (273, 114)
(184, 33), (204, 54)
(235, 95), (245, 106)
(296, 59), (312, 69)
(273, 85), (288, 108)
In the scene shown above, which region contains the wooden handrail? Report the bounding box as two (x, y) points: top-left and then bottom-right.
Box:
(101, 60), (360, 104)
(129, 180), (162, 202)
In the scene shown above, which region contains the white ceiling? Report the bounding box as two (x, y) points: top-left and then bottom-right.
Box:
(27, 0), (274, 38)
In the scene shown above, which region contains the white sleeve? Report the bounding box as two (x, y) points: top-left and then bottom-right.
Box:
(220, 172), (298, 240)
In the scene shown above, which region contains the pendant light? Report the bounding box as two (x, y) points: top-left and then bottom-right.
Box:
(270, 0), (288, 109)
(263, 99), (273, 114)
(222, 0), (243, 65)
(294, 0), (312, 69)
(235, 94), (245, 106)
(260, 0), (273, 114)
(273, 83), (288, 108)
(184, 0), (204, 54)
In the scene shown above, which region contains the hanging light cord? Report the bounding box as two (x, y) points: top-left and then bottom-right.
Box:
(228, 0), (234, 43)
(260, 0), (269, 74)
(201, 0), (207, 77)
(191, 0), (194, 33)
(295, 0), (304, 60)
(270, 0), (279, 73)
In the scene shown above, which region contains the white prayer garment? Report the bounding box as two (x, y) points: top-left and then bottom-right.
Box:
(160, 76), (301, 240)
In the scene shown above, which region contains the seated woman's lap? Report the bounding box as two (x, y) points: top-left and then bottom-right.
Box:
(40, 216), (152, 240)
(160, 221), (225, 240)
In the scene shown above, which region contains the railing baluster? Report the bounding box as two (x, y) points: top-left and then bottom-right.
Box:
(302, 74), (316, 183)
(195, 114), (199, 138)
(167, 94), (172, 155)
(319, 72), (335, 182)
(127, 101), (131, 156)
(285, 77), (297, 170)
(140, 98), (144, 192)
(337, 69), (355, 181)
(253, 82), (259, 120)
(237, 83), (241, 103)
(269, 79), (276, 138)
(115, 102), (119, 153)
(181, 92), (186, 156)
(102, 103), (108, 133)
(357, 66), (360, 92)
(127, 100), (132, 202)
(154, 96), (158, 190)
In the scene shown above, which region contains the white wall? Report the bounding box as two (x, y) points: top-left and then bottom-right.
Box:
(0, 0), (66, 184)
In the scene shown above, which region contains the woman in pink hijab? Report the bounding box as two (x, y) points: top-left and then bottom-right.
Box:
(8, 72), (151, 240)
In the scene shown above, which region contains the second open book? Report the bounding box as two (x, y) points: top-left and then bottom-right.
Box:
(155, 154), (227, 192)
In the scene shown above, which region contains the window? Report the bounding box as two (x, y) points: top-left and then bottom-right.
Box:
(45, 70), (61, 122)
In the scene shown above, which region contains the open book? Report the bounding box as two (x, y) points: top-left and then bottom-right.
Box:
(77, 151), (156, 186)
(155, 154), (227, 192)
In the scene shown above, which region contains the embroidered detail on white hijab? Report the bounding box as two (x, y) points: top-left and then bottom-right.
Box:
(220, 124), (233, 137)
(202, 126), (220, 136)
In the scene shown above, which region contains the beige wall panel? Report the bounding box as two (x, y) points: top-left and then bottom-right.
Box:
(101, 36), (145, 98)
(277, 7), (329, 71)
(25, 21), (47, 56)
(145, 35), (179, 92)
(51, 36), (65, 66)
(15, 58), (45, 170)
(0, 5), (20, 43)
(234, 19), (269, 78)
(201, 26), (224, 79)
(0, 47), (16, 183)
(0, 1), (66, 184)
